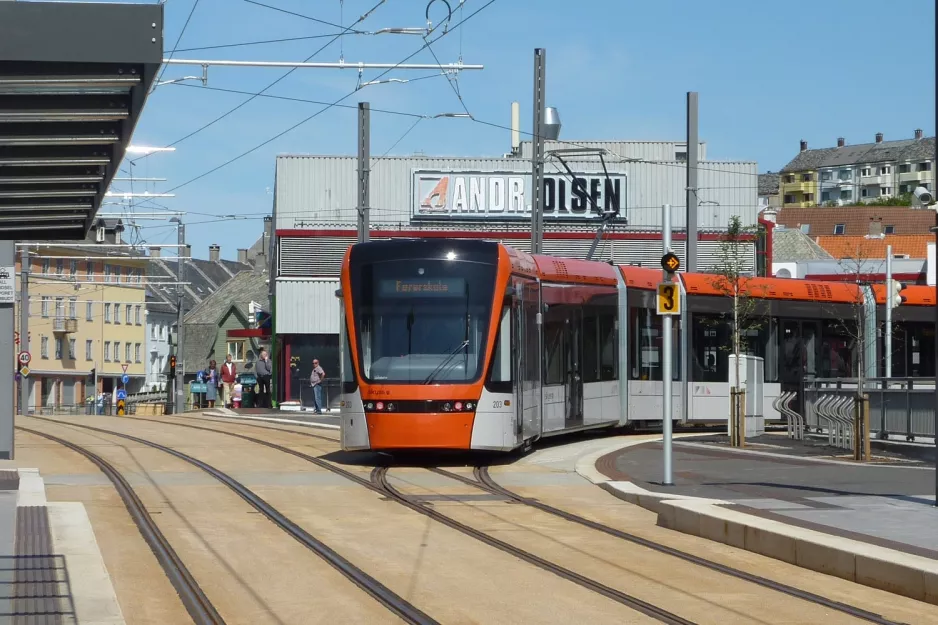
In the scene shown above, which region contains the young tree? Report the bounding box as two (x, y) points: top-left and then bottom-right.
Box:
(707, 216), (768, 446)
(822, 243), (881, 460)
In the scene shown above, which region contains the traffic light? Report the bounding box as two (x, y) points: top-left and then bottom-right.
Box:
(887, 279), (907, 309)
(170, 355), (177, 376)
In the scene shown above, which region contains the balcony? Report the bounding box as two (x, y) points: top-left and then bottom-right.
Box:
(860, 174), (884, 185)
(52, 318), (77, 334)
(898, 171), (929, 183)
(781, 181), (814, 194)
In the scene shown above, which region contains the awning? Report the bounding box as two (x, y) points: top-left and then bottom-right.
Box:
(0, 1), (163, 239)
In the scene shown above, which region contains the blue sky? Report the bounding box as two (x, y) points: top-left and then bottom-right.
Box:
(116, 0), (936, 258)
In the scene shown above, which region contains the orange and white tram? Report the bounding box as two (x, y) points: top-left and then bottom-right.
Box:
(336, 238), (934, 452)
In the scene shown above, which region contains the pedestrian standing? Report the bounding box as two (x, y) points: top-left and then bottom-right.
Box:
(256, 349), (272, 409)
(309, 359), (326, 414)
(220, 354), (237, 408)
(204, 360), (218, 408)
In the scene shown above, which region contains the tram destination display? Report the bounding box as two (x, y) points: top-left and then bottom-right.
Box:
(379, 277), (467, 297)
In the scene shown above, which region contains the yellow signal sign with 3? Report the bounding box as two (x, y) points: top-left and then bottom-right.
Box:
(657, 282), (681, 316)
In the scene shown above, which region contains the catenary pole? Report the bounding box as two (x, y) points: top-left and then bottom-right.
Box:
(886, 244), (893, 378)
(175, 221), (186, 414)
(686, 92), (699, 272)
(531, 48), (546, 255)
(357, 102), (370, 243)
(19, 246), (28, 420)
(662, 204), (674, 485)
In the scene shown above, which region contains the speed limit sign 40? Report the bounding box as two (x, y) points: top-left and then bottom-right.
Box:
(18, 351), (30, 366)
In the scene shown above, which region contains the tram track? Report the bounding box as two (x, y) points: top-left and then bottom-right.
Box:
(370, 466), (693, 624)
(16, 426), (227, 625)
(151, 414), (912, 625)
(23, 416), (437, 625)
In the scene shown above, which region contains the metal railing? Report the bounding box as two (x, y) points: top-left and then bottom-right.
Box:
(803, 377), (936, 443)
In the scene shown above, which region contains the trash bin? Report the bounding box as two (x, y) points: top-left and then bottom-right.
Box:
(238, 374), (257, 409)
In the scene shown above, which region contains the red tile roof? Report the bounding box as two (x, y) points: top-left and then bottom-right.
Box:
(776, 206), (935, 237)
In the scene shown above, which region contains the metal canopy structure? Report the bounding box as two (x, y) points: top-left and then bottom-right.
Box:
(0, 1), (163, 239)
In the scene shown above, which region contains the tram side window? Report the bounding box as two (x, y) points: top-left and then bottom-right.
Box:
(582, 314), (599, 383)
(629, 307), (680, 381)
(487, 305), (512, 391)
(341, 322), (357, 391)
(598, 312), (617, 381)
(543, 307), (568, 386)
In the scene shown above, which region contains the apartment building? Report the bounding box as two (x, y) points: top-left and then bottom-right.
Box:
(780, 130), (935, 208)
(16, 227), (147, 410)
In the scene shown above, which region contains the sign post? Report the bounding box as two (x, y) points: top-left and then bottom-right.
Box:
(658, 204), (677, 486)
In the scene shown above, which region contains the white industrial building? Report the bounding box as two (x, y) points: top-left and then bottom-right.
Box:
(269, 138), (760, 405)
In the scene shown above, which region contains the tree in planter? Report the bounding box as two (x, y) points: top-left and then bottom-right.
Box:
(707, 216), (768, 446)
(820, 244), (883, 460)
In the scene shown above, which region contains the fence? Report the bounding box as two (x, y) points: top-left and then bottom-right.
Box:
(803, 378), (936, 444)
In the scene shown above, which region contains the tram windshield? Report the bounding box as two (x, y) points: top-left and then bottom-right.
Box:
(350, 258), (497, 384)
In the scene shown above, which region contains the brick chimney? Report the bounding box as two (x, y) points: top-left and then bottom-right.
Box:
(837, 137), (845, 148)
(868, 217), (883, 238)
(237, 248), (248, 264)
(875, 132), (883, 143)
(208, 243), (220, 262)
(150, 246), (161, 258)
(915, 128), (924, 140)
(800, 140), (807, 152)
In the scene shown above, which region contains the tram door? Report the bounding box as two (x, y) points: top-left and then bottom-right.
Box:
(565, 309), (584, 427)
(779, 319), (819, 417)
(513, 278), (542, 442)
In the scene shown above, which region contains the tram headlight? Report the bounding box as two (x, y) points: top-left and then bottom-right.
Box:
(386, 402), (395, 411)
(442, 402), (452, 412)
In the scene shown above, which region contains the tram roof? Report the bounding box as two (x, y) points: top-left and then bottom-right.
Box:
(0, 1), (163, 239)
(679, 273), (862, 304)
(871, 283), (936, 307)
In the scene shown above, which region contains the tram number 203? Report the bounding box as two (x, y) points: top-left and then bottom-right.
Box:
(492, 400), (505, 409)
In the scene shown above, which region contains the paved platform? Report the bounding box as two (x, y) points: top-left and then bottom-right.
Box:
(585, 433), (938, 605)
(200, 408), (340, 429)
(0, 465), (123, 624)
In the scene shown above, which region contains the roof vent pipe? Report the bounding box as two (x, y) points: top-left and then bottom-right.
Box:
(543, 107), (561, 141)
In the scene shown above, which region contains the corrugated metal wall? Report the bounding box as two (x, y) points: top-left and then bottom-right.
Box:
(274, 155), (758, 231)
(277, 236), (754, 278)
(275, 278), (341, 334)
(517, 140), (708, 161)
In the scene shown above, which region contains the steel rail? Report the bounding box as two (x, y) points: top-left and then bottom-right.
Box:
(119, 416), (691, 623)
(16, 426), (226, 625)
(370, 467), (694, 625)
(118, 415), (907, 625)
(24, 417), (437, 625)
(467, 467), (908, 625)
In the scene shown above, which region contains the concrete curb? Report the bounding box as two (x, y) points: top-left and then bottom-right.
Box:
(199, 411), (341, 430)
(575, 439), (938, 605)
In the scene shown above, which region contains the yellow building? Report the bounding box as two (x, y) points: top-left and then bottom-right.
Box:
(15, 244), (147, 411)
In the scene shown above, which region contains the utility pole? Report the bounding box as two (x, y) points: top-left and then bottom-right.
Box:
(18, 246), (28, 418)
(531, 48), (546, 255)
(357, 102), (370, 243)
(661, 204), (674, 486)
(174, 220), (186, 414)
(686, 92), (699, 272)
(0, 241), (13, 459)
(885, 244), (893, 379)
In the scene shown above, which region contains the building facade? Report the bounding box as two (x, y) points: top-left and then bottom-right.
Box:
(270, 142), (760, 406)
(780, 131), (935, 208)
(145, 299), (174, 392)
(16, 242), (147, 411)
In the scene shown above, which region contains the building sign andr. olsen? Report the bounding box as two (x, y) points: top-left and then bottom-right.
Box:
(412, 170), (626, 220)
